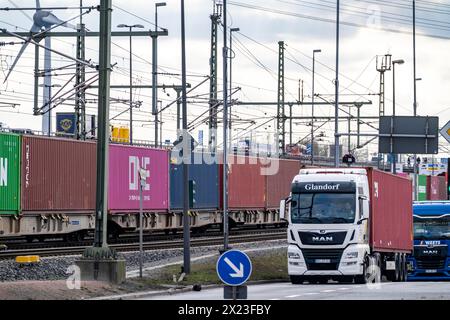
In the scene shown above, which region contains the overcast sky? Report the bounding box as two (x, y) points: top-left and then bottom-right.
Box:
(1, 0), (449, 158)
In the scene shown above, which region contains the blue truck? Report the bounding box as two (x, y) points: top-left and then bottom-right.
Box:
(407, 201), (450, 280)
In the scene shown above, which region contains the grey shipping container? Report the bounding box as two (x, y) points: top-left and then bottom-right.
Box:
(170, 153), (219, 210)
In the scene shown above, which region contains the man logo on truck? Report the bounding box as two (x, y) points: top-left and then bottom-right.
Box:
(0, 157), (6, 187)
(312, 236), (334, 242)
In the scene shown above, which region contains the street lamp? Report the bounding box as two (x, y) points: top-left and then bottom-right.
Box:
(392, 59), (404, 173)
(117, 23), (145, 145)
(153, 2), (167, 148)
(229, 27), (240, 150)
(311, 49), (321, 165)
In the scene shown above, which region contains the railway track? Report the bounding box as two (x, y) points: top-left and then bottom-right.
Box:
(0, 231), (287, 260)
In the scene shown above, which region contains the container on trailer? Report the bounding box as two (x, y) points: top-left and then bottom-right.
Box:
(170, 152), (219, 210)
(222, 155), (266, 209)
(0, 133), (21, 214)
(428, 175), (447, 200)
(108, 144), (169, 212)
(21, 136), (96, 212)
(417, 174), (427, 201)
(265, 158), (301, 209)
(368, 168), (413, 252)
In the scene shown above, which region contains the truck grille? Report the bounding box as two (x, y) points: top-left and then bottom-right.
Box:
(301, 248), (344, 271)
(416, 259), (446, 270)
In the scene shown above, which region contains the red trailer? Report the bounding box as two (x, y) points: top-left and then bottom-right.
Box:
(265, 158), (301, 209)
(367, 168), (413, 253)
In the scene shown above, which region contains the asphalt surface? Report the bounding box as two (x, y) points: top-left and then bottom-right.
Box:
(140, 281), (450, 300)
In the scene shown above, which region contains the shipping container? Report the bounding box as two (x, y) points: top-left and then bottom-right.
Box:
(0, 133), (21, 214)
(368, 168), (413, 252)
(108, 144), (169, 211)
(224, 155), (266, 209)
(21, 136), (96, 212)
(265, 158), (301, 209)
(170, 153), (219, 210)
(428, 175), (447, 200)
(417, 174), (427, 201)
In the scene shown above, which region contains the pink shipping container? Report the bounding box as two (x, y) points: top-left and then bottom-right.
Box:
(108, 144), (169, 212)
(21, 136), (96, 212)
(428, 176), (447, 200)
(368, 168), (413, 253)
(265, 158), (301, 209)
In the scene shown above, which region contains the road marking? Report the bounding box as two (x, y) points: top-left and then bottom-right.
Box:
(321, 289), (336, 293)
(338, 287), (350, 290)
(269, 298), (280, 300)
(285, 294), (300, 298)
(304, 292), (319, 295)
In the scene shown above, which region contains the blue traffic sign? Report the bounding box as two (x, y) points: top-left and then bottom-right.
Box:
(216, 250), (252, 286)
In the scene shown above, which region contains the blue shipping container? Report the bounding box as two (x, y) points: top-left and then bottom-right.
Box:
(170, 154), (219, 210)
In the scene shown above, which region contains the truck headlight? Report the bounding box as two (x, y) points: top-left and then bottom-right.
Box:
(288, 252), (301, 260)
(345, 251), (358, 259)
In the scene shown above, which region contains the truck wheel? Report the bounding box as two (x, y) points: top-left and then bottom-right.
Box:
(373, 253), (382, 283)
(354, 255), (370, 284)
(401, 254), (407, 282)
(394, 254), (401, 282)
(290, 276), (304, 284)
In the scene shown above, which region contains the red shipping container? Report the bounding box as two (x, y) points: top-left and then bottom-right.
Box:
(21, 136), (96, 212)
(224, 155), (266, 209)
(108, 144), (169, 212)
(368, 168), (413, 253)
(265, 158), (301, 209)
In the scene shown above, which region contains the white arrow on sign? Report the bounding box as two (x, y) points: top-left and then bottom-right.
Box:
(224, 257), (244, 278)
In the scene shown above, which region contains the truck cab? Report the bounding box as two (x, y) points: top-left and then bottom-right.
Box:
(280, 167), (412, 284)
(407, 201), (450, 280)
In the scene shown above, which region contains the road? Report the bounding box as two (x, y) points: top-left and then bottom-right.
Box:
(140, 281), (450, 300)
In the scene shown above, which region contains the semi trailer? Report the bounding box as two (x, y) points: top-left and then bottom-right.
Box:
(280, 167), (413, 284)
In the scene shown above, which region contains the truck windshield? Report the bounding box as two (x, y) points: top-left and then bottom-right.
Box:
(291, 193), (356, 224)
(413, 216), (450, 240)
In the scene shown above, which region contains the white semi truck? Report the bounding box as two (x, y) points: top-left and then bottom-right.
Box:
(280, 167), (413, 284)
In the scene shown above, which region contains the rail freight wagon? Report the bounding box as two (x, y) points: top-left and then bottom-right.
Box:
(221, 155), (266, 227)
(169, 152), (220, 231)
(281, 167), (413, 284)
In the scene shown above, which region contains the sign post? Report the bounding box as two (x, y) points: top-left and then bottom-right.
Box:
(216, 250), (252, 300)
(138, 167), (147, 278)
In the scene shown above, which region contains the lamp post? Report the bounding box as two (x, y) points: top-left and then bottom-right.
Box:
(392, 59), (404, 174)
(311, 49), (321, 165)
(229, 27), (240, 151)
(117, 23), (144, 145)
(153, 2), (166, 147)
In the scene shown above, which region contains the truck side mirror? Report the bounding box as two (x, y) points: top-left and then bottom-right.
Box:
(280, 199), (286, 220)
(280, 197), (291, 221)
(358, 195), (367, 219)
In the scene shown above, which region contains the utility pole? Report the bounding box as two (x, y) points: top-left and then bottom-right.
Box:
(93, 0), (112, 250)
(277, 41), (285, 156)
(392, 59), (405, 174)
(175, 87), (182, 130)
(117, 23), (145, 145)
(75, 0), (86, 140)
(180, 0), (190, 274)
(223, 0), (229, 251)
(229, 27), (239, 151)
(152, 2), (166, 148)
(413, 0), (418, 200)
(311, 49), (321, 165)
(208, 1), (222, 154)
(376, 54), (391, 170)
(334, 0), (340, 167)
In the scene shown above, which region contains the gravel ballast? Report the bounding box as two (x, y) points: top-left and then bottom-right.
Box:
(0, 240), (287, 282)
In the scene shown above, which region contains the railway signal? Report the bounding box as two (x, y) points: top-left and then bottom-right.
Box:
(189, 180), (197, 208)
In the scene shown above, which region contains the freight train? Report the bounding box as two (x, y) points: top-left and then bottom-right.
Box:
(0, 132), (298, 241)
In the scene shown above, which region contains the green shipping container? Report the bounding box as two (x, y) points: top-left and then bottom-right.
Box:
(0, 133), (21, 214)
(417, 174), (428, 201)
